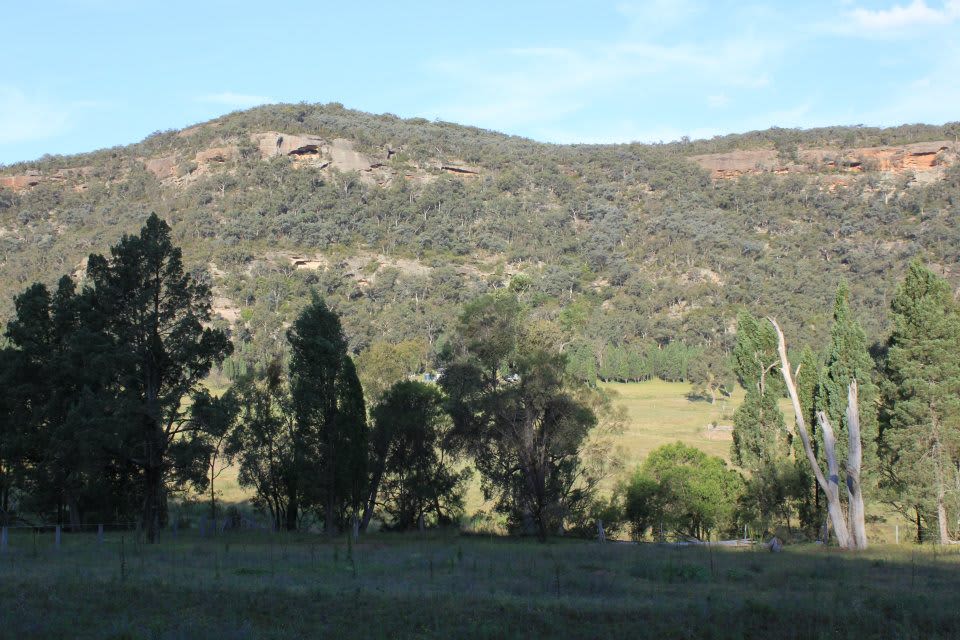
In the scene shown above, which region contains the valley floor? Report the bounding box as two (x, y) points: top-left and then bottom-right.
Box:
(3, 530), (960, 639)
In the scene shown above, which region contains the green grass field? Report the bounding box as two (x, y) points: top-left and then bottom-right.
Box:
(4, 529), (960, 639)
(600, 380), (744, 463)
(214, 380), (736, 510)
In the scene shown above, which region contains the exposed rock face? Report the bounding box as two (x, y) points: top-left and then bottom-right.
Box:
(328, 138), (375, 172)
(195, 146), (238, 164)
(144, 156), (178, 180)
(0, 172), (43, 190)
(250, 132), (383, 182)
(690, 150), (780, 179)
(692, 141), (956, 180)
(0, 167), (93, 192)
(252, 132), (327, 159)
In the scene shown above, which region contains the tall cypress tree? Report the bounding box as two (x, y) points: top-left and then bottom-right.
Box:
(793, 345), (823, 532)
(816, 282), (879, 480)
(730, 312), (788, 471)
(3, 277), (116, 529)
(288, 294), (367, 534)
(881, 262), (960, 543)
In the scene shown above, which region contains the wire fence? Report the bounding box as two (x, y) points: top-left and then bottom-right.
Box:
(0, 513), (286, 552)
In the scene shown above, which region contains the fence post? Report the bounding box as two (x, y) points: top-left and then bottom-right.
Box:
(1, 526), (7, 552)
(597, 519), (606, 544)
(98, 524), (104, 546)
(55, 525), (61, 549)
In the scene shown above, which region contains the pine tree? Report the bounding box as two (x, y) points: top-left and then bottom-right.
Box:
(87, 214), (232, 542)
(881, 262), (960, 543)
(4, 277), (117, 529)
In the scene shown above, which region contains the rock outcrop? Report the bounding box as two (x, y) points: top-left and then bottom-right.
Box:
(195, 146), (238, 165)
(144, 156), (178, 180)
(0, 171), (43, 190)
(252, 132), (327, 159)
(440, 163), (481, 177)
(692, 141), (956, 180)
(249, 132), (389, 183)
(0, 167), (93, 192)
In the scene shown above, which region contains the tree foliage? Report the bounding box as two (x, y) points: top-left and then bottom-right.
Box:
(367, 380), (467, 530)
(288, 295), (367, 533)
(441, 293), (597, 539)
(621, 443), (743, 541)
(880, 261), (960, 542)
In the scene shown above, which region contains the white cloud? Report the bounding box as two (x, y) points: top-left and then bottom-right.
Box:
(848, 0), (960, 31)
(197, 92), (275, 108)
(0, 87), (72, 144)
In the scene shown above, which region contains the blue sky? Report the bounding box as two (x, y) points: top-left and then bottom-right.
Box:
(2, 0), (958, 164)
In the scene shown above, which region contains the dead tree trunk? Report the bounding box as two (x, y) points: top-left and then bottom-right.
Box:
(844, 381), (868, 549)
(814, 409), (852, 548)
(769, 318), (852, 549)
(937, 488), (953, 544)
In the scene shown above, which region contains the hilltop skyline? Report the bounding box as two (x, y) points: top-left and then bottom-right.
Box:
(2, 0), (959, 164)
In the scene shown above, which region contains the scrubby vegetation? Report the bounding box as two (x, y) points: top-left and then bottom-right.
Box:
(2, 104), (959, 385)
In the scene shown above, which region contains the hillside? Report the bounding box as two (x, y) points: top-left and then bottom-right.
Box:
(1, 103), (959, 376)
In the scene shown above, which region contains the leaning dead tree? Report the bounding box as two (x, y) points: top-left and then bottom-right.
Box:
(769, 318), (868, 550)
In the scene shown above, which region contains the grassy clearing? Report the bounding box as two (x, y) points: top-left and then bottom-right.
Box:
(600, 380), (744, 464)
(203, 380), (910, 540)
(210, 380), (794, 514)
(3, 530), (960, 639)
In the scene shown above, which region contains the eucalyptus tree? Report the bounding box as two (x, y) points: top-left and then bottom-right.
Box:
(440, 293), (597, 540)
(288, 295), (367, 534)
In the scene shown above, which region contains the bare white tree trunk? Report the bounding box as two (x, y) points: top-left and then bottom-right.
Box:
(815, 410), (852, 549)
(937, 488), (954, 544)
(844, 381), (868, 549)
(769, 318), (852, 549)
(932, 417), (957, 544)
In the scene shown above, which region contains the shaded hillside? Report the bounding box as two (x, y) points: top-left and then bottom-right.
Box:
(1, 103), (959, 374)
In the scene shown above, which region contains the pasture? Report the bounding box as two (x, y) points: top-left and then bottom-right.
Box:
(213, 380), (741, 506)
(3, 528), (960, 639)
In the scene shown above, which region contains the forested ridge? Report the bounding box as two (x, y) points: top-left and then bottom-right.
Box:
(1, 103), (958, 382)
(3, 103), (960, 545)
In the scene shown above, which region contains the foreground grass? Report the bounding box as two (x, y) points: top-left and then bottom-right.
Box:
(4, 530), (960, 639)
